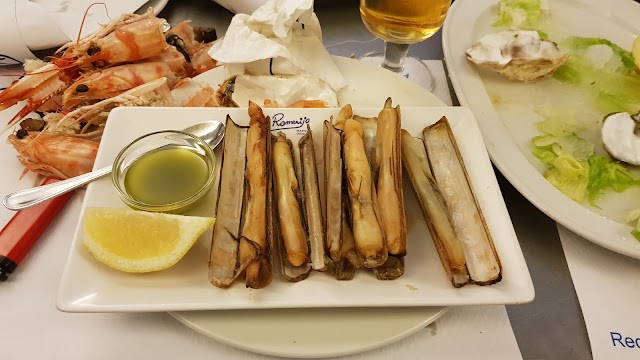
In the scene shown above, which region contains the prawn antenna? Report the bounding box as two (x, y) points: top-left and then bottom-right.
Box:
(78, 3), (111, 44)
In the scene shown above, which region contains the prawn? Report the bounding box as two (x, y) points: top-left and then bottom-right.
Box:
(62, 62), (178, 108)
(147, 46), (191, 78)
(165, 21), (220, 76)
(170, 78), (220, 107)
(0, 63), (77, 126)
(8, 132), (99, 179)
(165, 21), (197, 61)
(190, 42), (220, 76)
(53, 8), (168, 70)
(50, 78), (174, 138)
(0, 9), (171, 126)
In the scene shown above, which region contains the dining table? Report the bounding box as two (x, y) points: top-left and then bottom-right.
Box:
(1, 0), (593, 359)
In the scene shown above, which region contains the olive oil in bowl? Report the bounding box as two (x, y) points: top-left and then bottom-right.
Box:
(124, 147), (210, 206)
(112, 130), (216, 214)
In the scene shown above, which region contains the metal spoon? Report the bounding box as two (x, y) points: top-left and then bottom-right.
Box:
(3, 121), (226, 211)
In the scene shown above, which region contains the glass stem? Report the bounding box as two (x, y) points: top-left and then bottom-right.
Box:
(382, 42), (410, 72)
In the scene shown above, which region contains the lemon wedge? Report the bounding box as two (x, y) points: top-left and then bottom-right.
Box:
(633, 35), (640, 69)
(82, 207), (215, 273)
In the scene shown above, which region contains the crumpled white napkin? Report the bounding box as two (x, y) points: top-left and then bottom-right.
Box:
(208, 0), (347, 92)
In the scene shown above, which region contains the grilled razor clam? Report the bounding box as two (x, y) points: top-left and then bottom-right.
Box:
(273, 132), (310, 267)
(400, 130), (469, 287)
(353, 115), (378, 173)
(272, 135), (311, 282)
(332, 205), (357, 280)
(299, 126), (327, 271)
(375, 98), (407, 257)
(422, 118), (501, 285)
(341, 187), (364, 270)
(373, 256), (405, 280)
(239, 101), (273, 289)
(342, 118), (388, 268)
(209, 116), (250, 288)
(323, 119), (345, 262)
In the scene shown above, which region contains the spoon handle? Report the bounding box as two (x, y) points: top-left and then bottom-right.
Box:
(3, 166), (113, 211)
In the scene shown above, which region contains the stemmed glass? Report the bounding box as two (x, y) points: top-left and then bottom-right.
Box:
(359, 0), (452, 90)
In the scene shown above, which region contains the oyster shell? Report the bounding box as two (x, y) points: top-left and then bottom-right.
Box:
(466, 30), (569, 82)
(601, 112), (640, 165)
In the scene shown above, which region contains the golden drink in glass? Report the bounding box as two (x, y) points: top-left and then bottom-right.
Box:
(359, 0), (452, 88)
(360, 0), (451, 44)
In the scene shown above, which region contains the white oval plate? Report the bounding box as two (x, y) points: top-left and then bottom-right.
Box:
(443, 0), (640, 259)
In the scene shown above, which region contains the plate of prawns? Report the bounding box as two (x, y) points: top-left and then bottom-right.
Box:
(0, 7), (533, 358)
(0, 7), (221, 179)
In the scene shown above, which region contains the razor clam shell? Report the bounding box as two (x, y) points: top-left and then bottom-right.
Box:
(323, 120), (343, 262)
(400, 130), (469, 287)
(272, 133), (311, 282)
(341, 119), (388, 268)
(372, 256), (405, 280)
(353, 114), (378, 175)
(240, 102), (274, 289)
(208, 116), (249, 288)
(299, 125), (328, 272)
(330, 259), (356, 280)
(422, 117), (502, 285)
(331, 178), (364, 280)
(375, 98), (407, 258)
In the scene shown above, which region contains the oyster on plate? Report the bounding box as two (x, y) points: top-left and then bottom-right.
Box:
(466, 30), (569, 82)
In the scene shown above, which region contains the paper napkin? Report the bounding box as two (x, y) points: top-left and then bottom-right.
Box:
(559, 225), (640, 360)
(208, 0), (348, 92)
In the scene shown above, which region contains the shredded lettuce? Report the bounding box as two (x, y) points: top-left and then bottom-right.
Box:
(561, 37), (635, 70)
(587, 155), (640, 202)
(531, 133), (593, 161)
(531, 133), (640, 205)
(493, 0), (546, 29)
(532, 141), (558, 166)
(536, 30), (549, 41)
(625, 209), (640, 241)
(553, 37), (640, 114)
(534, 108), (601, 137)
(544, 155), (589, 203)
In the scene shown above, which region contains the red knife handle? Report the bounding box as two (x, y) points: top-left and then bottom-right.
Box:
(0, 177), (74, 281)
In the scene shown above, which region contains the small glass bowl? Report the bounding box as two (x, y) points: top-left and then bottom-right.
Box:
(112, 130), (216, 214)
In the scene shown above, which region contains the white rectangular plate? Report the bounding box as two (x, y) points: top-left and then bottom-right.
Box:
(57, 106), (534, 312)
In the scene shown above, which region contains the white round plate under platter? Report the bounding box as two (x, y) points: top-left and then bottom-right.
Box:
(442, 0), (640, 259)
(171, 56), (449, 359)
(170, 307), (447, 359)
